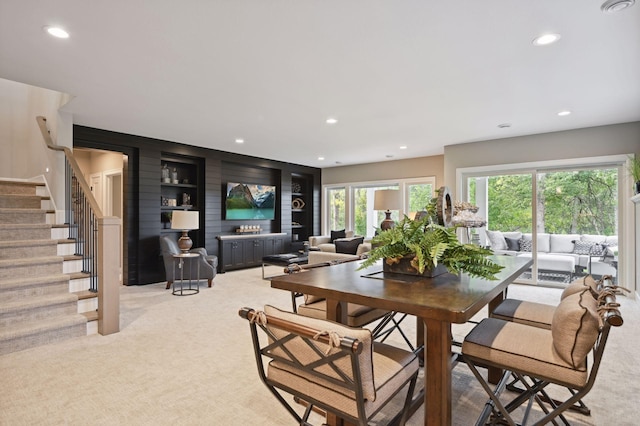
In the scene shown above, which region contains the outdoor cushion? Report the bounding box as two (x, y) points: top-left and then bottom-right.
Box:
(486, 230), (508, 250)
(550, 234), (580, 253)
(551, 290), (600, 368)
(505, 237), (520, 251)
(519, 238), (532, 252)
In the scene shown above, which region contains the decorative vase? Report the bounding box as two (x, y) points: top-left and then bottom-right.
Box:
(382, 255), (449, 277)
(635, 180), (640, 195)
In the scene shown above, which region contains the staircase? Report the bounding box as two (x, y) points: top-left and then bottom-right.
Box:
(0, 179), (94, 355)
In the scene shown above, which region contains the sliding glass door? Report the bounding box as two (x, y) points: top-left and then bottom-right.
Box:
(464, 165), (620, 286)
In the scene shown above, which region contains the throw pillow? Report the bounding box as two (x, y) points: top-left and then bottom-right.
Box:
(519, 238), (532, 252)
(505, 237), (520, 251)
(572, 240), (594, 255)
(335, 237), (364, 255)
(330, 229), (346, 243)
(486, 230), (508, 250)
(551, 291), (600, 368)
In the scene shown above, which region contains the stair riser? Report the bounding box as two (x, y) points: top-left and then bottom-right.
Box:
(1, 282), (69, 302)
(0, 244), (57, 260)
(63, 259), (83, 274)
(51, 227), (70, 240)
(0, 183), (38, 196)
(0, 197), (42, 209)
(78, 297), (98, 314)
(0, 262), (62, 280)
(0, 210), (46, 224)
(57, 243), (76, 256)
(0, 227), (51, 241)
(0, 301), (78, 327)
(0, 322), (85, 356)
(69, 277), (91, 292)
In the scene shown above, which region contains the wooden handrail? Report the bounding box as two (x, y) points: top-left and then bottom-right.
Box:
(36, 116), (103, 218)
(36, 115), (119, 335)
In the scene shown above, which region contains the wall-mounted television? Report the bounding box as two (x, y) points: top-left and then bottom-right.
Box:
(225, 182), (276, 220)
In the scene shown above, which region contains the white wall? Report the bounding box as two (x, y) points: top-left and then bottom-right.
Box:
(0, 78), (73, 208)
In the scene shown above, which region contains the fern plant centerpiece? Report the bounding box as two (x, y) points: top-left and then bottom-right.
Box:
(358, 216), (503, 280)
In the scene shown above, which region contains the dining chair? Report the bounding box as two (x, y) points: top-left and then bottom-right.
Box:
(461, 283), (624, 425)
(287, 259), (417, 351)
(239, 305), (419, 426)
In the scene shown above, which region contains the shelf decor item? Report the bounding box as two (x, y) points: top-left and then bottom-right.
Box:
(291, 198), (305, 209)
(358, 215), (503, 280)
(171, 168), (178, 184)
(171, 210), (200, 253)
(162, 164), (170, 183)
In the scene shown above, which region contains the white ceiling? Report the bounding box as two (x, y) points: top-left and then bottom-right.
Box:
(1, 1), (639, 168)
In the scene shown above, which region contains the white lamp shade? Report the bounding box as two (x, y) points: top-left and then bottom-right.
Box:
(171, 210), (199, 230)
(373, 189), (401, 211)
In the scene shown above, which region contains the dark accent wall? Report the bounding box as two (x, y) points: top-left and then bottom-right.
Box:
(74, 125), (321, 285)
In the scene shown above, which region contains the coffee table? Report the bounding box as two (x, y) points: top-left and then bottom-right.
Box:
(261, 253), (308, 279)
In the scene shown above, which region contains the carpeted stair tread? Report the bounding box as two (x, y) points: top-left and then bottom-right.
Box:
(0, 255), (62, 268)
(0, 180), (43, 195)
(0, 223), (51, 230)
(0, 292), (78, 314)
(0, 273), (70, 290)
(0, 208), (46, 224)
(0, 239), (57, 249)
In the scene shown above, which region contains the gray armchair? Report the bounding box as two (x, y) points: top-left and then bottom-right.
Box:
(159, 235), (218, 289)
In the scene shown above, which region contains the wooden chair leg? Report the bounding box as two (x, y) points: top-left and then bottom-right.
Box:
(208, 278), (213, 287)
(166, 281), (173, 290)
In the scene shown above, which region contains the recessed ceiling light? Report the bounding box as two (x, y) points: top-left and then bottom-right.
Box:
(235, 138), (244, 144)
(532, 33), (560, 46)
(386, 155), (394, 158)
(44, 26), (69, 39)
(497, 123), (512, 128)
(557, 110), (572, 116)
(325, 117), (338, 125)
(318, 156), (325, 161)
(601, 0), (635, 13)
(399, 145), (407, 150)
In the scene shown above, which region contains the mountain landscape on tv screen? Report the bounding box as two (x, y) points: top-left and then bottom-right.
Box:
(226, 183), (275, 219)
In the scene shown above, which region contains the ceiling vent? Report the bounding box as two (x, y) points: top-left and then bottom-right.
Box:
(601, 0), (635, 13)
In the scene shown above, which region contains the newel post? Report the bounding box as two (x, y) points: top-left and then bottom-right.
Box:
(98, 216), (121, 335)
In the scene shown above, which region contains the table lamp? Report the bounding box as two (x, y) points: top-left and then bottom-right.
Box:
(373, 189), (401, 231)
(171, 210), (199, 253)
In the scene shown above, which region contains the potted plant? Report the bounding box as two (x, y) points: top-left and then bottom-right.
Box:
(358, 215), (503, 280)
(627, 155), (640, 195)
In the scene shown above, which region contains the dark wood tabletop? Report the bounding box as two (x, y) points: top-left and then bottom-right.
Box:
(270, 254), (533, 426)
(270, 255), (532, 323)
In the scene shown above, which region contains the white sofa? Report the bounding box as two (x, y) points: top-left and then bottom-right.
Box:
(485, 230), (617, 278)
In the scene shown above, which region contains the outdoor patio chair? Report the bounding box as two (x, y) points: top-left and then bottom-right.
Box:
(239, 305), (419, 426)
(461, 283), (623, 425)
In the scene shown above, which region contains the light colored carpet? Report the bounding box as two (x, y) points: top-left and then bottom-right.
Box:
(1, 265), (638, 425)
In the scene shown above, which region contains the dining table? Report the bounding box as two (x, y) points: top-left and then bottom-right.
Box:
(269, 255), (533, 426)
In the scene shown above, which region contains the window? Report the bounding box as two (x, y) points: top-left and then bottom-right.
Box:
(326, 187), (346, 231)
(323, 177), (436, 238)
